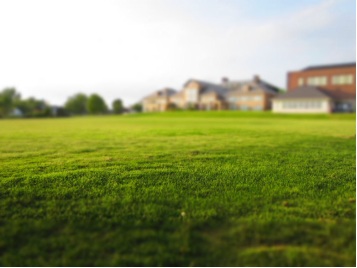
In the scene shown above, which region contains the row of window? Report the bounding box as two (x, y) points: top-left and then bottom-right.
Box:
(145, 100), (166, 105)
(229, 104), (263, 110)
(306, 76), (327, 86)
(184, 95), (264, 102)
(332, 75), (354, 85)
(185, 92), (264, 103)
(229, 96), (263, 102)
(282, 101), (323, 109)
(298, 74), (354, 86)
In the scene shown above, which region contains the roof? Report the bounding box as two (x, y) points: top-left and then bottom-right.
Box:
(184, 79), (229, 98)
(143, 88), (177, 100)
(225, 79), (280, 95)
(170, 90), (184, 98)
(183, 76), (280, 98)
(302, 62), (356, 71)
(274, 86), (334, 99)
(322, 89), (356, 100)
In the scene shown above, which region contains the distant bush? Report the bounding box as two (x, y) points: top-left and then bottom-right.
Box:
(0, 88), (21, 118)
(87, 94), (108, 114)
(131, 103), (143, 113)
(186, 103), (197, 111)
(65, 93), (88, 115)
(112, 99), (124, 114)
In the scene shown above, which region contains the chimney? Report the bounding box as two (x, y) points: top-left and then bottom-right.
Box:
(253, 75), (260, 83)
(221, 77), (229, 84)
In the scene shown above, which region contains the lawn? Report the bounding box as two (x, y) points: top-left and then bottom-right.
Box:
(0, 111), (355, 266)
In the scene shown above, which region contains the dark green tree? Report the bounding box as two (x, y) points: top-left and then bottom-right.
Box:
(131, 103), (142, 113)
(0, 87), (21, 117)
(87, 94), (108, 114)
(64, 93), (88, 115)
(112, 99), (124, 114)
(15, 97), (50, 117)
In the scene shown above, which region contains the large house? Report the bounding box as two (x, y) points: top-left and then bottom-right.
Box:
(143, 75), (280, 112)
(225, 76), (279, 111)
(273, 63), (356, 113)
(142, 88), (177, 112)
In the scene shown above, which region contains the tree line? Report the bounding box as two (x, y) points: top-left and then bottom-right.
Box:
(0, 87), (142, 118)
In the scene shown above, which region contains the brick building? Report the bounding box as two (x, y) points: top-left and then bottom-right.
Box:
(287, 62), (356, 95)
(273, 63), (356, 113)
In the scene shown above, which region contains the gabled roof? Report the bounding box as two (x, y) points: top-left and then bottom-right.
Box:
(302, 62), (356, 71)
(143, 88), (177, 100)
(184, 79), (229, 98)
(274, 86), (334, 99)
(170, 90), (184, 99)
(181, 77), (280, 98)
(223, 80), (250, 90)
(225, 79), (280, 95)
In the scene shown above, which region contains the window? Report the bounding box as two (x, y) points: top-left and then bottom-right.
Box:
(254, 106), (263, 111)
(298, 78), (304, 86)
(242, 85), (252, 92)
(307, 76), (327, 86)
(252, 96), (262, 101)
(229, 103), (238, 110)
(240, 105), (248, 111)
(332, 75), (354, 85)
(311, 101), (319, 108)
(282, 101), (322, 109)
(187, 89), (198, 102)
(204, 96), (214, 102)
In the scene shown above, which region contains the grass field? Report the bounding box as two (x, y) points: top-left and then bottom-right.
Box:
(0, 111), (355, 266)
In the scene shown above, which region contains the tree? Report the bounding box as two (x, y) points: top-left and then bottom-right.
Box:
(131, 103), (142, 113)
(64, 93), (88, 115)
(112, 99), (124, 114)
(0, 87), (21, 117)
(87, 94), (108, 114)
(15, 97), (51, 118)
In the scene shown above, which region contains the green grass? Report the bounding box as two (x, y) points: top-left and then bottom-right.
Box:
(0, 111), (355, 266)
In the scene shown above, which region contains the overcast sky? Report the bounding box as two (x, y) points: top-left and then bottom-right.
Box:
(0, 0), (355, 106)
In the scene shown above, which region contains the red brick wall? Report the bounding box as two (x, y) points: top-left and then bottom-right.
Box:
(287, 66), (356, 95)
